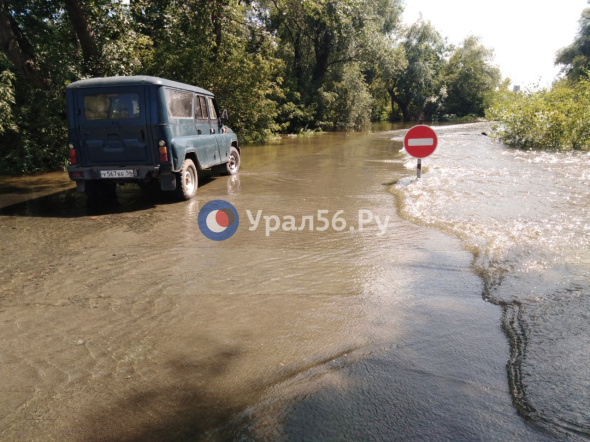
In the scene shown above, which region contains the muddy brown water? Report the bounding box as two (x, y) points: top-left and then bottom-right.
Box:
(0, 128), (550, 440)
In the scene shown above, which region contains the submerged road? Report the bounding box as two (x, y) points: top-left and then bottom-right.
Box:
(0, 128), (551, 440)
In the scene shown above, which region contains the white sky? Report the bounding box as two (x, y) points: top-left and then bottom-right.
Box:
(402, 0), (588, 89)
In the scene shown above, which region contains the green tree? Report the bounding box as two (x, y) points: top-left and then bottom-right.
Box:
(317, 62), (373, 129)
(147, 0), (284, 142)
(370, 34), (407, 120)
(0, 0), (152, 173)
(441, 36), (501, 118)
(384, 18), (447, 121)
(0, 70), (16, 135)
(0, 0), (70, 173)
(0, 0), (518, 174)
(261, 0), (402, 130)
(0, 0), (54, 89)
(556, 4), (590, 80)
(263, 0), (400, 87)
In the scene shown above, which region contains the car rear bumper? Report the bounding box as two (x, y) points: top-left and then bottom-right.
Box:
(68, 164), (175, 192)
(68, 164), (173, 181)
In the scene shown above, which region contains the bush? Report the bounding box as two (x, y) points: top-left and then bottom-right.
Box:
(486, 76), (590, 151)
(317, 63), (373, 130)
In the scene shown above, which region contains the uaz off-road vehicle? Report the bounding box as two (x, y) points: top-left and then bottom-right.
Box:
(66, 76), (240, 200)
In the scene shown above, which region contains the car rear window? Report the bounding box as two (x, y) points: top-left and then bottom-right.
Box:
(84, 93), (140, 120)
(165, 89), (193, 119)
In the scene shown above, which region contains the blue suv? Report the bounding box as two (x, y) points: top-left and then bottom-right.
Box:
(66, 76), (240, 200)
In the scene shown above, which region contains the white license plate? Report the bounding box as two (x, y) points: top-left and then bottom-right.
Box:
(100, 169), (134, 178)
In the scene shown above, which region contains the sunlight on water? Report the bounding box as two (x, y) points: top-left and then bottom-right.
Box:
(391, 122), (590, 437)
(393, 123), (590, 297)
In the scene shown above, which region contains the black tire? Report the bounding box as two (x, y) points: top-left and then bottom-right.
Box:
(175, 158), (198, 200)
(85, 180), (116, 200)
(137, 179), (160, 192)
(225, 146), (240, 175)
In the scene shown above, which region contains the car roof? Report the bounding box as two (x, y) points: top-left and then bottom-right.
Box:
(66, 76), (214, 95)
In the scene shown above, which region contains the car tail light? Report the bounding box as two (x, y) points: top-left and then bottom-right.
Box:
(159, 146), (168, 163)
(69, 148), (77, 165)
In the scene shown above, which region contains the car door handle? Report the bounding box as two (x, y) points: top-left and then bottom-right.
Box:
(198, 129), (202, 135)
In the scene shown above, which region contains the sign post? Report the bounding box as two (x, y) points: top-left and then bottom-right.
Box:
(403, 125), (438, 179)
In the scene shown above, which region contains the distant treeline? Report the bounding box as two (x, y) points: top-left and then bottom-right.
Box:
(0, 0), (505, 173)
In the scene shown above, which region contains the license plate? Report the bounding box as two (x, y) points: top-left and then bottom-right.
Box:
(100, 169), (134, 178)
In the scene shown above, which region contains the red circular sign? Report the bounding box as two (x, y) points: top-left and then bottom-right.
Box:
(404, 125), (438, 159)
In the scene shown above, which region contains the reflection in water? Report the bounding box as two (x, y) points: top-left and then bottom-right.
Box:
(0, 127), (554, 440)
(226, 174), (241, 195)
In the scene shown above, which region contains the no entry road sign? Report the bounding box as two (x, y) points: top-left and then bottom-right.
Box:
(404, 125), (438, 159)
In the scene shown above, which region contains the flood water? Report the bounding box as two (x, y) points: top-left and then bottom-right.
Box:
(0, 123), (582, 440)
(393, 123), (590, 439)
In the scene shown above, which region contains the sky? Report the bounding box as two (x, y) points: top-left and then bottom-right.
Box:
(402, 0), (589, 89)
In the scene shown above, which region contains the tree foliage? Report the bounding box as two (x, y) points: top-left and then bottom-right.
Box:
(555, 4), (590, 81)
(0, 70), (16, 135)
(145, 0), (284, 142)
(487, 77), (590, 151)
(384, 19), (447, 121)
(488, 2), (590, 151)
(441, 36), (501, 118)
(0, 0), (505, 174)
(261, 0), (402, 129)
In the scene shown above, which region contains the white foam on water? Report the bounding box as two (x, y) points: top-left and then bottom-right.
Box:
(392, 122), (590, 436)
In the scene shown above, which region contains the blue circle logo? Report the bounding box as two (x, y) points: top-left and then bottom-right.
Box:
(198, 200), (239, 241)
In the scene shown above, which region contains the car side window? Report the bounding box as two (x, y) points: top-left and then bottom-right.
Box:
(165, 89), (193, 119)
(197, 96), (208, 119)
(207, 97), (217, 120)
(194, 95), (203, 119)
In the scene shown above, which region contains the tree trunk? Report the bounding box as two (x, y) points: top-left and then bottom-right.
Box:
(388, 88), (410, 122)
(0, 8), (48, 89)
(211, 2), (223, 56)
(64, 0), (99, 68)
(312, 29), (331, 85)
(293, 34), (304, 90)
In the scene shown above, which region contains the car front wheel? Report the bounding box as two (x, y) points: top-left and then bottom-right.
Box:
(226, 146), (240, 175)
(175, 158), (198, 200)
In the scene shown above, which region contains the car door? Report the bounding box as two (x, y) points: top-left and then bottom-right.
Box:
(194, 95), (221, 167)
(206, 96), (231, 163)
(76, 86), (153, 166)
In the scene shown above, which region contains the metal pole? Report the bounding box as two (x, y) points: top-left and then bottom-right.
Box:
(417, 159), (422, 179)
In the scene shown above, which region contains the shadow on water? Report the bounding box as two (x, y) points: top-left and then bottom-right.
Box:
(71, 346), (255, 442)
(0, 180), (66, 195)
(0, 176), (217, 218)
(76, 347), (555, 442)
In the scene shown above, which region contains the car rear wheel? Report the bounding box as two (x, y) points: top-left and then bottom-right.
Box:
(176, 158), (198, 200)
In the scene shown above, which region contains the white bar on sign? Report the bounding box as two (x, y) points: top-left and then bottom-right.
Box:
(408, 138), (434, 147)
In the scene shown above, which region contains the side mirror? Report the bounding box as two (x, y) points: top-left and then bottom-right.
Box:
(218, 109), (228, 127)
